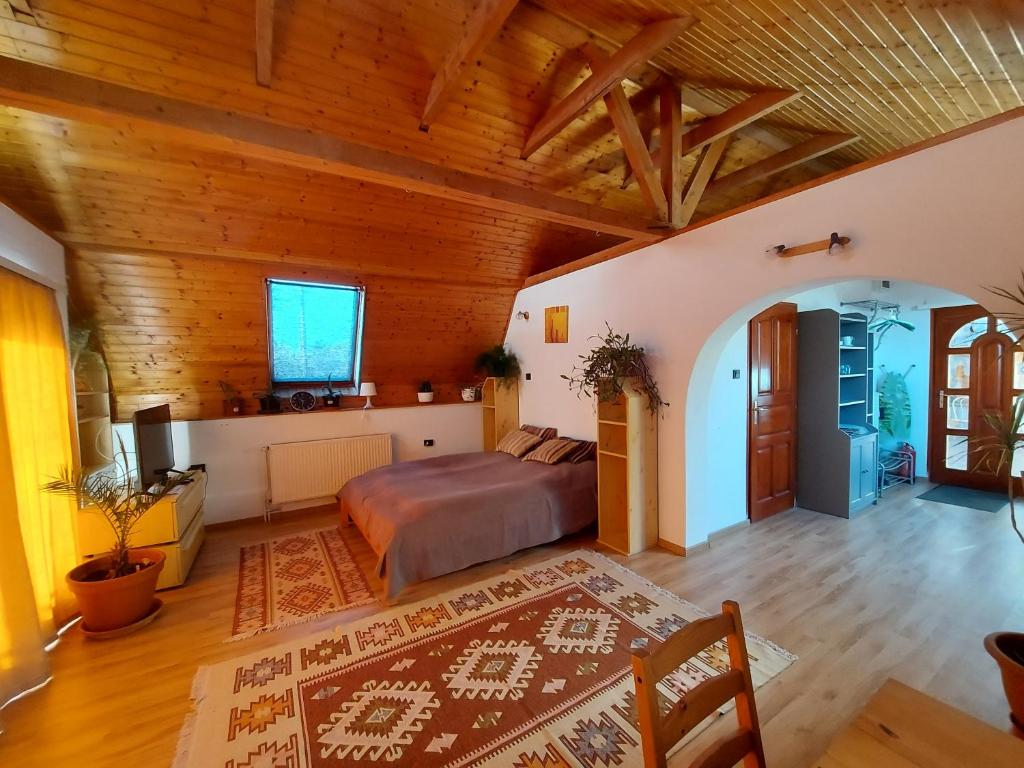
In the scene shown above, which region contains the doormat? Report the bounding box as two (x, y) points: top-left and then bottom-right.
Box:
(917, 485), (1008, 513)
(178, 549), (795, 767)
(231, 527), (376, 640)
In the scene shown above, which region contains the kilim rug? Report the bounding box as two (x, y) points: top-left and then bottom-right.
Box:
(182, 549), (795, 766)
(231, 527), (376, 640)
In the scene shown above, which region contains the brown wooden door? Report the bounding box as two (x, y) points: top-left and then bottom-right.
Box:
(748, 302), (798, 521)
(929, 305), (1022, 491)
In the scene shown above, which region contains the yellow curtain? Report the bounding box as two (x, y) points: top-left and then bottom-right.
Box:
(0, 266), (78, 710)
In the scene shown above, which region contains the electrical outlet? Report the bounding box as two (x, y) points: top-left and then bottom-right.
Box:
(423, 439), (435, 447)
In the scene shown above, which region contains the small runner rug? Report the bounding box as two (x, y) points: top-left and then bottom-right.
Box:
(231, 527), (376, 640)
(188, 549), (794, 766)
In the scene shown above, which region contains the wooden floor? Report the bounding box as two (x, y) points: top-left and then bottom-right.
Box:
(1, 483), (1021, 767)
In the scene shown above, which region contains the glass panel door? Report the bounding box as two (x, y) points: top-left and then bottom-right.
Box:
(930, 306), (1019, 491)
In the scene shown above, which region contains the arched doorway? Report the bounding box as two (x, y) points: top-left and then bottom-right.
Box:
(683, 278), (984, 547)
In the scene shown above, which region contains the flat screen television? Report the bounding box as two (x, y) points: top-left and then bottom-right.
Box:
(132, 404), (174, 487)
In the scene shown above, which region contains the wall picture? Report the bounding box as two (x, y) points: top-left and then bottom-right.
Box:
(545, 305), (569, 343)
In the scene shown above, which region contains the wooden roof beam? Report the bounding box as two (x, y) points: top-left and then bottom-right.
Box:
(420, 0), (519, 129)
(624, 88), (800, 187)
(679, 136), (730, 226)
(0, 57), (660, 242)
(255, 0), (274, 87)
(706, 133), (859, 197)
(659, 79), (683, 227)
(521, 15), (697, 158)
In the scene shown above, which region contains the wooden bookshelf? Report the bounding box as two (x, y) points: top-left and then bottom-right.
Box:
(481, 377), (518, 451)
(596, 379), (658, 556)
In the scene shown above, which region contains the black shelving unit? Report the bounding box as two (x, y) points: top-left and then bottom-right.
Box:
(797, 310), (878, 517)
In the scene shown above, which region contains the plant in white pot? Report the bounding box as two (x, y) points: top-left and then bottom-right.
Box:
(42, 440), (189, 634)
(417, 380), (434, 403)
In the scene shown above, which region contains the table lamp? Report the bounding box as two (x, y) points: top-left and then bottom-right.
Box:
(359, 382), (377, 409)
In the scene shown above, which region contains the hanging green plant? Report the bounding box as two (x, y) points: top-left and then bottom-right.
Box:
(562, 324), (667, 413)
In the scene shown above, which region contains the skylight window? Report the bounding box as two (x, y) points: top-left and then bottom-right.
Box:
(266, 279), (364, 386)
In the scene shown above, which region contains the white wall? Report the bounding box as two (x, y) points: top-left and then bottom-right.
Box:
(0, 203), (65, 308)
(113, 403), (483, 524)
(506, 113), (1024, 549)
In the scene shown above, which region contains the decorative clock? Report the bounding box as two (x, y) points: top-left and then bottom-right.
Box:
(289, 390), (316, 412)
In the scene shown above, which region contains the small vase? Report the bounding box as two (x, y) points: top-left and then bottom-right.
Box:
(417, 392), (434, 403)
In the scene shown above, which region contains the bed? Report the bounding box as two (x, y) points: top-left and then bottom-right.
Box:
(337, 450), (597, 600)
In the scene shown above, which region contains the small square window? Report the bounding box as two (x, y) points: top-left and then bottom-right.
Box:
(266, 279), (364, 386)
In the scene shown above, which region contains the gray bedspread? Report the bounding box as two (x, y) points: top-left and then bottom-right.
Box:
(337, 451), (597, 600)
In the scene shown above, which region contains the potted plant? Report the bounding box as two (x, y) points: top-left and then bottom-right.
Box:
(976, 390), (1024, 735)
(254, 388), (281, 414)
(219, 380), (246, 416)
(417, 381), (434, 403)
(475, 345), (521, 387)
(561, 324), (668, 413)
(322, 373), (342, 408)
(42, 441), (190, 633)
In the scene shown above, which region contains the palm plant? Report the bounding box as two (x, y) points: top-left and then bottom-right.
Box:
(42, 438), (189, 578)
(975, 398), (1024, 545)
(988, 269), (1024, 339)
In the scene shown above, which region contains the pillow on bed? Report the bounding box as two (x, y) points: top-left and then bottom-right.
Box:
(564, 440), (597, 464)
(523, 438), (580, 465)
(496, 429), (542, 458)
(521, 424), (558, 441)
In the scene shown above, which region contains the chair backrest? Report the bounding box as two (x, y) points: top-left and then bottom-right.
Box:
(630, 600), (766, 768)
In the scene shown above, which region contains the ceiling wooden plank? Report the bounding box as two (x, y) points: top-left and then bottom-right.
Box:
(523, 237), (648, 287)
(706, 133), (859, 197)
(420, 0), (520, 129)
(521, 15), (697, 158)
(679, 135), (730, 226)
(255, 0), (274, 87)
(659, 78), (683, 228)
(0, 56), (660, 241)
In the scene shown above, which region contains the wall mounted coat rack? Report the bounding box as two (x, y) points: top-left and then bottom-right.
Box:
(768, 232), (850, 258)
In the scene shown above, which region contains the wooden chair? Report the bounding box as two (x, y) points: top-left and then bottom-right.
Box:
(631, 600), (766, 768)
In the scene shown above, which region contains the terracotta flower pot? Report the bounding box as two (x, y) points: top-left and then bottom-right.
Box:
(67, 549), (165, 633)
(985, 631), (1024, 738)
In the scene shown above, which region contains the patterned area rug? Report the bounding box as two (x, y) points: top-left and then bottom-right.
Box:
(231, 527), (376, 640)
(185, 549), (794, 766)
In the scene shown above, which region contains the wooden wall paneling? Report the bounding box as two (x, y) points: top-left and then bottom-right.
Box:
(0, 58), (660, 240)
(420, 0), (520, 128)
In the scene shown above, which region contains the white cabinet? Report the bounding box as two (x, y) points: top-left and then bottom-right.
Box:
(76, 471), (207, 590)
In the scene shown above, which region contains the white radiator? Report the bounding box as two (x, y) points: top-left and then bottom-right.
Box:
(265, 433), (392, 514)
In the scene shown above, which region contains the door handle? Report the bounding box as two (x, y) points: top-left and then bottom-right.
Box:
(938, 389), (946, 409)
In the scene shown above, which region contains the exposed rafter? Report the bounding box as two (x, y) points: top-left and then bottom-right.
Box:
(521, 15), (697, 158)
(584, 46), (667, 223)
(624, 89), (800, 187)
(659, 79), (684, 228)
(255, 0), (274, 87)
(679, 136), (731, 226)
(706, 133), (859, 197)
(420, 0), (520, 129)
(0, 56), (660, 242)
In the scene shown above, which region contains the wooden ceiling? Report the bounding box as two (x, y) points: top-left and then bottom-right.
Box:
(0, 0), (1019, 419)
